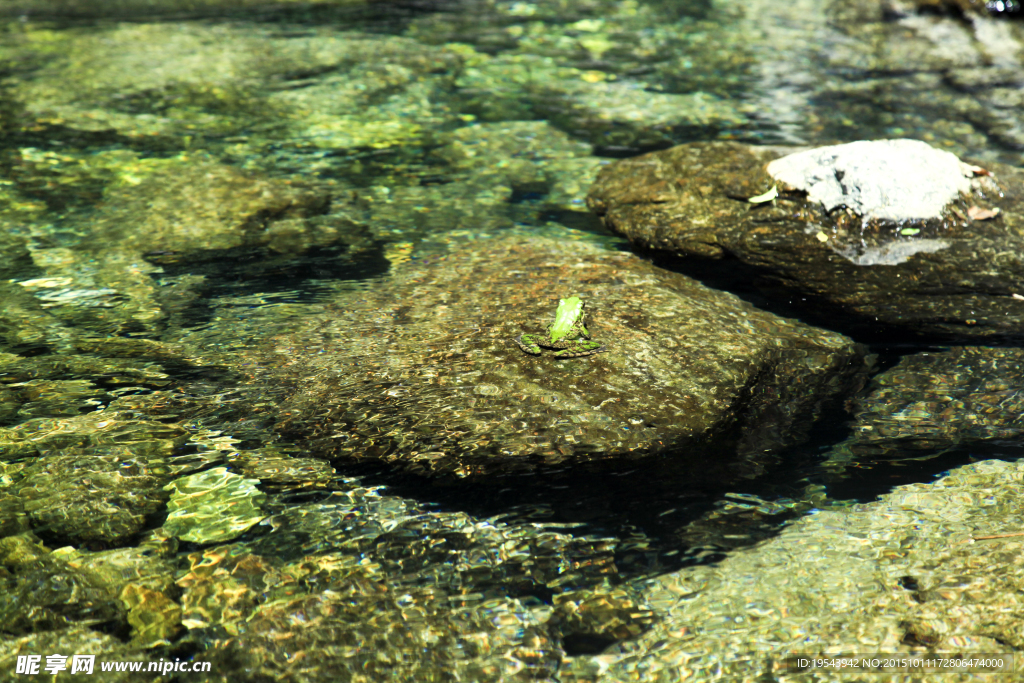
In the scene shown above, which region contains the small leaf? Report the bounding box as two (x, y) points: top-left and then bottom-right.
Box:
(747, 185), (778, 204)
(815, 231), (829, 243)
(900, 227), (921, 236)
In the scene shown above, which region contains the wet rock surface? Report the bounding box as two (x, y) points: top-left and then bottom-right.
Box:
(178, 546), (556, 681)
(0, 0), (374, 19)
(0, 23), (460, 146)
(85, 158), (333, 257)
(263, 234), (863, 479)
(453, 52), (749, 151)
(0, 627), (146, 683)
(161, 467), (267, 544)
(0, 543), (124, 636)
(758, 0), (1024, 155)
(18, 453), (169, 545)
(587, 140), (1024, 340)
(2, 151), (371, 339)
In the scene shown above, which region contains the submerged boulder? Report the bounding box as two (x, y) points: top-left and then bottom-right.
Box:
(262, 234), (863, 480)
(452, 52), (749, 153)
(162, 467), (267, 545)
(596, 458), (1024, 682)
(587, 139), (1024, 340)
(822, 345), (1024, 474)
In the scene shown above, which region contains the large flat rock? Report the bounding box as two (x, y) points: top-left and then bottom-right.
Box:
(260, 234), (863, 479)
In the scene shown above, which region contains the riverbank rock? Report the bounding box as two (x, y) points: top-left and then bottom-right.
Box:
(262, 233), (864, 480)
(586, 139), (1024, 340)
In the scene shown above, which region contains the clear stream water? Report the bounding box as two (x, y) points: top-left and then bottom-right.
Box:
(1, 0), (1023, 679)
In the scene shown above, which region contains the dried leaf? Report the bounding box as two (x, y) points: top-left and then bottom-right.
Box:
(965, 164), (992, 177)
(967, 206), (1000, 221)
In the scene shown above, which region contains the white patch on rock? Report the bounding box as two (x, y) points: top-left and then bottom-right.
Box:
(832, 238), (950, 266)
(767, 139), (974, 221)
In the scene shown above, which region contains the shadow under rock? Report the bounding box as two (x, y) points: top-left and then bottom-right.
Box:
(323, 414), (851, 576)
(643, 248), (1024, 346)
(824, 439), (1024, 503)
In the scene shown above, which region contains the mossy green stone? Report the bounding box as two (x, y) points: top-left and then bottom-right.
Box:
(162, 467), (266, 544)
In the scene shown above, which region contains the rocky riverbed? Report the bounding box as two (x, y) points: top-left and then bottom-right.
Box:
(1, 0), (1024, 681)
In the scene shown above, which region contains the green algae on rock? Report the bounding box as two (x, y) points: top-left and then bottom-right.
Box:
(0, 147), (371, 339)
(252, 486), (623, 597)
(0, 410), (187, 460)
(174, 480), (642, 681)
(58, 545), (182, 647)
(414, 1), (755, 149)
(18, 451), (170, 545)
(823, 2), (1024, 153)
(0, 403), (188, 543)
(232, 452), (337, 492)
(551, 585), (655, 643)
(261, 233), (863, 479)
(84, 156), (332, 257)
(0, 533), (49, 567)
(0, 22), (462, 151)
(851, 346), (1024, 445)
(0, 628), (145, 683)
(0, 351), (173, 387)
(175, 545), (557, 681)
(120, 583), (183, 648)
(0, 0), (369, 19)
(434, 120), (605, 215)
(0, 546), (124, 636)
(452, 52), (748, 151)
(587, 140), (1024, 340)
(162, 467), (267, 544)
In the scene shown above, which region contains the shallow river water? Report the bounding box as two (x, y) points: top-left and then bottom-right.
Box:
(1, 0), (1024, 681)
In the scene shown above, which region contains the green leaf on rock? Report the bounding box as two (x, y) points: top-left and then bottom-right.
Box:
(747, 185), (778, 204)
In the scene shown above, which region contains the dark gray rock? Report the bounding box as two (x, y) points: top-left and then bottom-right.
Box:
(587, 140), (1024, 340)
